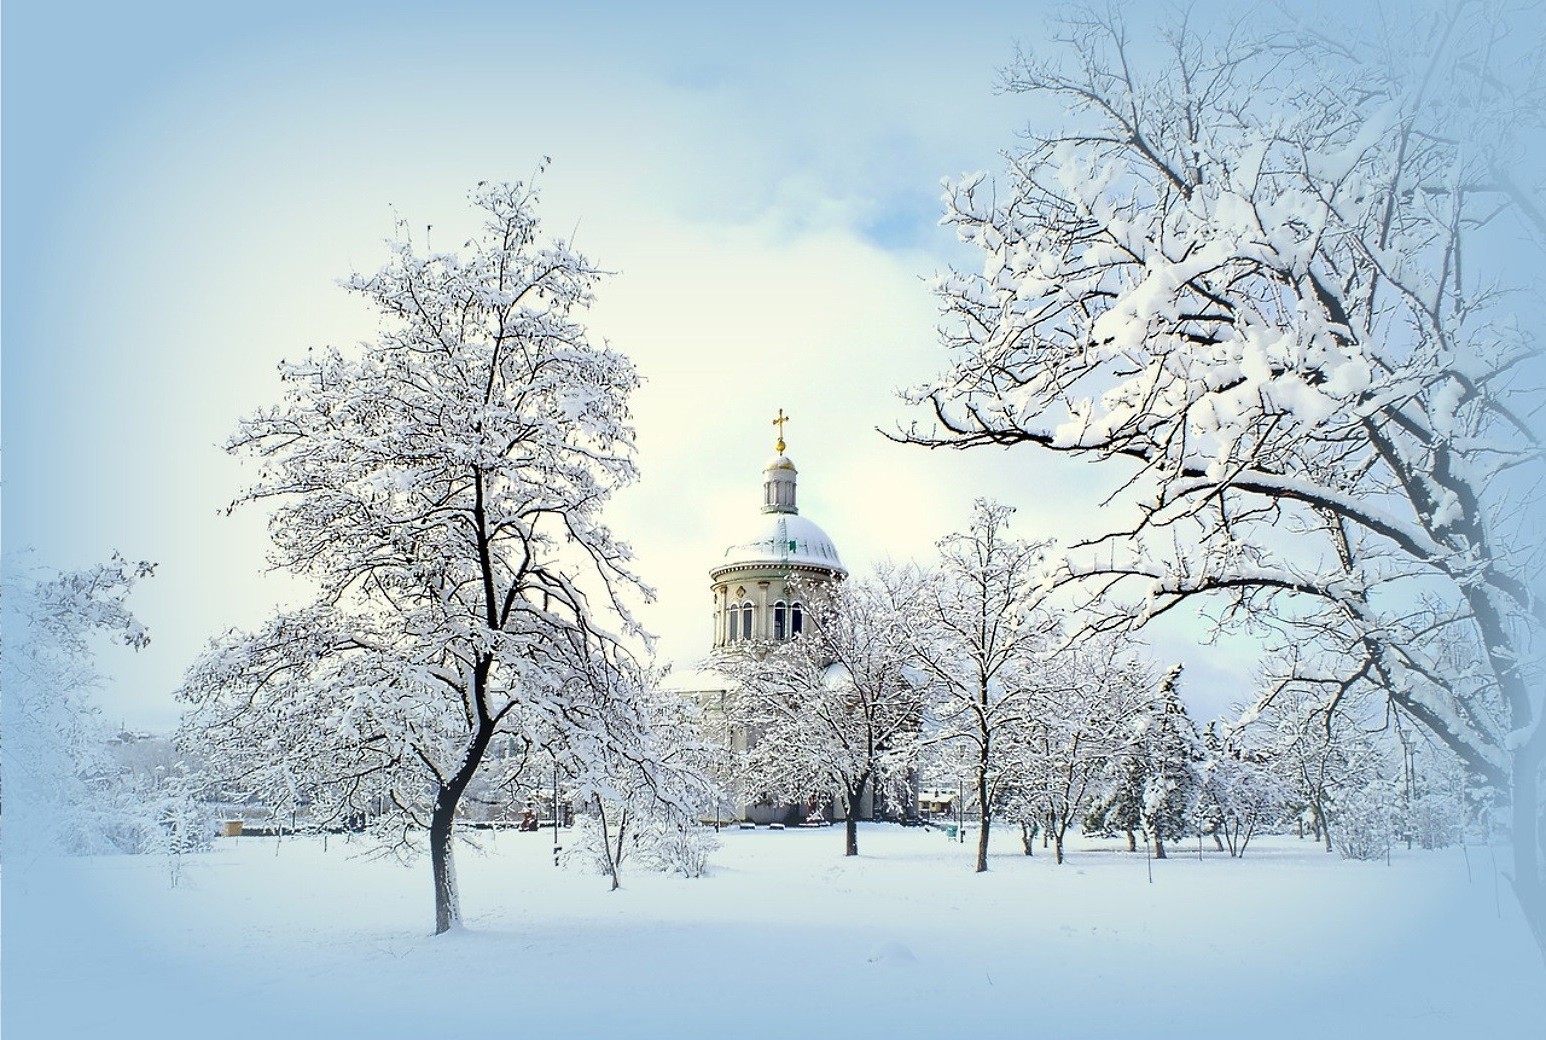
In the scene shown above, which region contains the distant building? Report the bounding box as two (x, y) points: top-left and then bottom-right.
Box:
(664, 411), (852, 824)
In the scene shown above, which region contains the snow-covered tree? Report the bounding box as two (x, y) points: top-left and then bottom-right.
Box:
(0, 554), (187, 857)
(912, 500), (1059, 872)
(1137, 666), (1202, 859)
(1250, 659), (1395, 853)
(903, 5), (1546, 952)
(568, 675), (724, 889)
(180, 180), (662, 934)
(725, 566), (931, 856)
(1402, 739), (1473, 851)
(1002, 638), (1152, 864)
(1084, 745), (1146, 853)
(1194, 723), (1290, 858)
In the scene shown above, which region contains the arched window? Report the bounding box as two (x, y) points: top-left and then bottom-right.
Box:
(773, 601), (787, 640)
(791, 602), (804, 636)
(740, 603), (753, 641)
(725, 605), (739, 643)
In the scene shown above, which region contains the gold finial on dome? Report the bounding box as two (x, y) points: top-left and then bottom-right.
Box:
(772, 408), (790, 453)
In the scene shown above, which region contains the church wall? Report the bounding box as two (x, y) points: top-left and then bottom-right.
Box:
(709, 564), (840, 650)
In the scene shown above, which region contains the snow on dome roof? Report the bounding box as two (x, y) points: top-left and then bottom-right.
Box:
(714, 512), (847, 577)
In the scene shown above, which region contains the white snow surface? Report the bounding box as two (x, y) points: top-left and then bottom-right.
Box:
(5, 825), (1541, 1039)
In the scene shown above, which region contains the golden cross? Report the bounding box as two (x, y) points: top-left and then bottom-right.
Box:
(772, 408), (790, 453)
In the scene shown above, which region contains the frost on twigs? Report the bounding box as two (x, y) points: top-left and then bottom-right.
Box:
(903, 3), (1546, 956)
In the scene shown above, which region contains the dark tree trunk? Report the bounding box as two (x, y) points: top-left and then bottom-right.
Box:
(1125, 827), (1136, 852)
(975, 770), (990, 873)
(428, 658), (497, 935)
(1153, 838), (1167, 860)
(1047, 810), (1065, 865)
(1020, 821), (1034, 856)
(844, 775), (867, 857)
(596, 795), (622, 891)
(430, 790), (460, 934)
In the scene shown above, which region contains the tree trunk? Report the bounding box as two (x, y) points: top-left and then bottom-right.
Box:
(1020, 821), (1034, 855)
(1053, 831), (1065, 865)
(428, 662), (496, 935)
(1125, 827), (1136, 852)
(595, 795), (622, 892)
(975, 770), (990, 873)
(1153, 837), (1167, 860)
(844, 776), (867, 857)
(430, 791), (460, 935)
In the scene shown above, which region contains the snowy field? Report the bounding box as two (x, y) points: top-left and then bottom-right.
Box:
(5, 824), (1542, 1039)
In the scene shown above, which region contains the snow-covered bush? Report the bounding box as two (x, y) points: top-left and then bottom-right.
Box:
(1334, 783), (1398, 861)
(562, 809), (719, 880)
(560, 813), (619, 876)
(642, 821), (719, 878)
(1406, 788), (1465, 852)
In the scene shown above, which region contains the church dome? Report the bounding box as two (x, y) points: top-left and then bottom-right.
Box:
(709, 411), (846, 648)
(714, 512), (847, 577)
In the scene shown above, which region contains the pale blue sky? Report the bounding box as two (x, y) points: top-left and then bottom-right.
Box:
(6, 0), (1268, 731)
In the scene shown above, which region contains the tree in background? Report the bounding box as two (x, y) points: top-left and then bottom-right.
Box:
(1003, 637), (1152, 864)
(725, 566), (931, 857)
(912, 500), (1059, 872)
(1135, 666), (1201, 859)
(569, 674), (725, 889)
(1248, 656), (1392, 854)
(0, 554), (205, 859)
(902, 4), (1546, 952)
(180, 180), (677, 934)
(1194, 721), (1289, 858)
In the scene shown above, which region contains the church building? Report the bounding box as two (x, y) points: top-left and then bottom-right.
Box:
(668, 411), (853, 825)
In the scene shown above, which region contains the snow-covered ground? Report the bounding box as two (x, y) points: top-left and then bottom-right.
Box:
(5, 824), (1542, 1039)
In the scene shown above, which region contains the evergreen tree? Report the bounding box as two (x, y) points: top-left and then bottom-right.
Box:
(1139, 666), (1201, 859)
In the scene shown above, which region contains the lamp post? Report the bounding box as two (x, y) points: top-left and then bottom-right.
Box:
(552, 758), (562, 867)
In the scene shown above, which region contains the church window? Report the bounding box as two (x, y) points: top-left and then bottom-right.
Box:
(740, 603), (753, 641)
(791, 602), (804, 636)
(773, 601), (787, 640)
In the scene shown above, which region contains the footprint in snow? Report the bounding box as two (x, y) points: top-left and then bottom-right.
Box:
(866, 941), (918, 966)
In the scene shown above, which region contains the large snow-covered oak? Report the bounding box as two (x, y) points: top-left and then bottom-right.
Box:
(180, 181), (658, 934)
(901, 6), (1546, 953)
